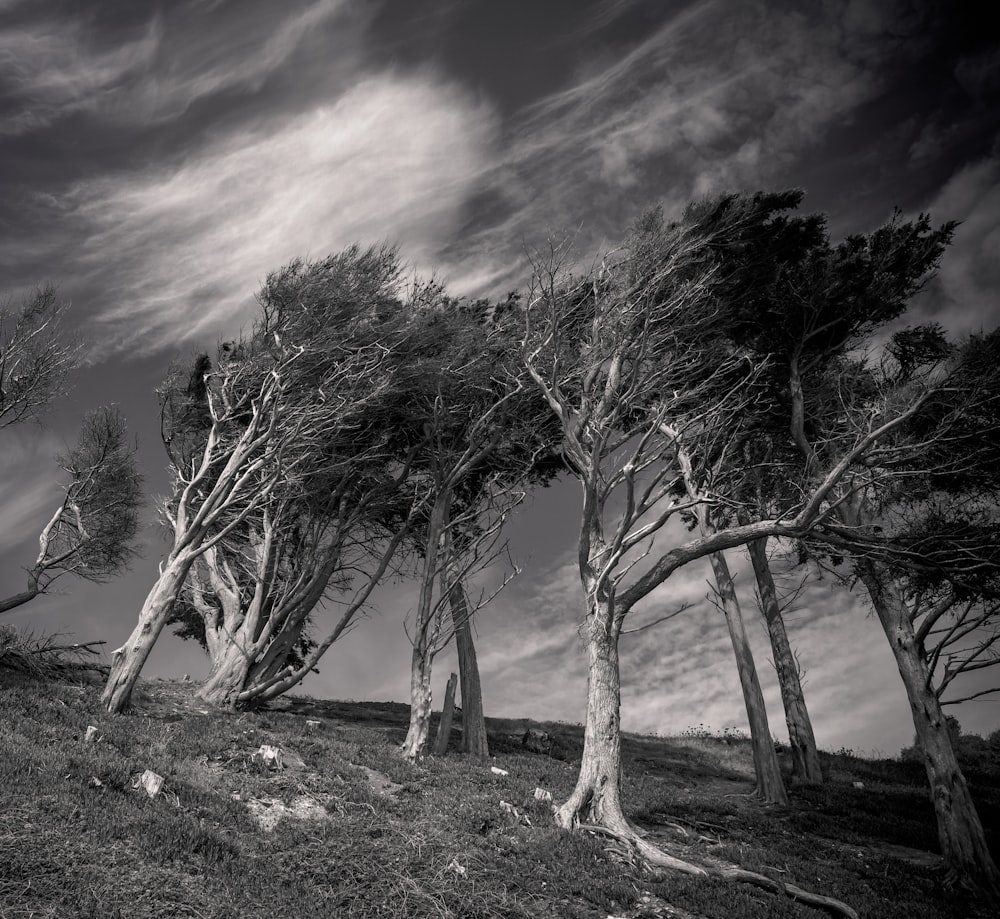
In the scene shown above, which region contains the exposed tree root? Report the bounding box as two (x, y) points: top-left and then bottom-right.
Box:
(577, 822), (859, 919)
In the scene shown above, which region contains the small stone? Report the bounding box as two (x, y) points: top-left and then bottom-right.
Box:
(84, 725), (99, 744)
(135, 770), (164, 798)
(254, 744), (283, 769)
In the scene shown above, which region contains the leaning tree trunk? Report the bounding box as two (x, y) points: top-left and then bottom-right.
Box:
(401, 646), (434, 760)
(447, 578), (489, 760)
(102, 555), (194, 713)
(708, 549), (788, 805)
(858, 560), (1000, 897)
(747, 538), (823, 784)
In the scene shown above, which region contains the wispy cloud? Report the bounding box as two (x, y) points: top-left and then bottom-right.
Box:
(0, 1), (355, 134)
(66, 72), (499, 353)
(0, 15), (161, 134)
(435, 3), (881, 300)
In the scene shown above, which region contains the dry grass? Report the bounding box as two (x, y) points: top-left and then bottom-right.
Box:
(1, 671), (997, 918)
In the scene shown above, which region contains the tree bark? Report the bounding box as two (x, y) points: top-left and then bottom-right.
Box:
(196, 640), (254, 708)
(0, 584), (40, 616)
(555, 606), (631, 832)
(448, 579), (489, 760)
(401, 645), (434, 760)
(433, 672), (458, 756)
(708, 549), (788, 805)
(102, 555), (194, 713)
(858, 560), (1000, 897)
(747, 537), (823, 784)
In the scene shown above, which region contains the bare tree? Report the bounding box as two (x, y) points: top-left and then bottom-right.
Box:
(0, 284), (78, 430)
(1, 406), (143, 615)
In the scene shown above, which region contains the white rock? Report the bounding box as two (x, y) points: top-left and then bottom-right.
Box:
(254, 744), (283, 769)
(135, 770), (164, 798)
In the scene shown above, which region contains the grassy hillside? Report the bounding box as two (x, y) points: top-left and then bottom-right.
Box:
(1, 670), (997, 919)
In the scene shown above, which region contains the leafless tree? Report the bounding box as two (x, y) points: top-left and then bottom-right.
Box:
(0, 406), (143, 615)
(0, 284), (78, 430)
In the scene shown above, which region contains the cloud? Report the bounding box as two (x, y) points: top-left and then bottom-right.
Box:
(65, 72), (499, 353)
(0, 2), (355, 134)
(0, 15), (161, 134)
(434, 3), (881, 301)
(919, 154), (1000, 335)
(0, 428), (64, 556)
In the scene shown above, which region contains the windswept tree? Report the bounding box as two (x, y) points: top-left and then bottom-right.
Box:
(517, 194), (897, 917)
(723, 194), (1000, 896)
(1, 284), (78, 431)
(102, 245), (424, 714)
(398, 296), (554, 761)
(0, 406), (143, 615)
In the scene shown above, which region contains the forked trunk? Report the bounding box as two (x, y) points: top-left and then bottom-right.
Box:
(747, 538), (823, 784)
(858, 561), (1000, 898)
(102, 556), (193, 713)
(401, 646), (434, 761)
(448, 579), (489, 759)
(708, 550), (788, 806)
(555, 608), (630, 833)
(196, 640), (253, 708)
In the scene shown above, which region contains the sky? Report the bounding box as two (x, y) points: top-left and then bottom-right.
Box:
(1, 0), (999, 756)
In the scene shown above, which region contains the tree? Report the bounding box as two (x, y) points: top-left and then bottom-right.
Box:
(673, 438), (787, 804)
(0, 284), (77, 430)
(518, 195), (880, 917)
(725, 195), (1000, 896)
(398, 297), (551, 761)
(746, 537), (823, 784)
(102, 245), (422, 714)
(0, 406), (143, 615)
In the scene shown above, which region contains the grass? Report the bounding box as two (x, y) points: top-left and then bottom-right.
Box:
(1, 669), (998, 919)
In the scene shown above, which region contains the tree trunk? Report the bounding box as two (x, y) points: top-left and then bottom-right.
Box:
(401, 646), (434, 760)
(555, 608), (630, 832)
(196, 639), (253, 708)
(858, 560), (1000, 897)
(448, 579), (489, 760)
(433, 672), (458, 756)
(747, 537), (823, 784)
(102, 556), (194, 713)
(708, 549), (788, 806)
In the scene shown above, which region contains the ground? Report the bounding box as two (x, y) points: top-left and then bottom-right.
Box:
(0, 670), (997, 919)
